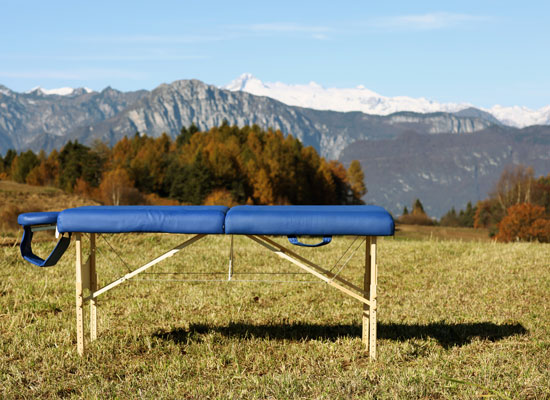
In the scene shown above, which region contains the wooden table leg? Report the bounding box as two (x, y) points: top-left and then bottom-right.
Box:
(75, 233), (85, 355)
(89, 233), (97, 341)
(363, 236), (378, 360)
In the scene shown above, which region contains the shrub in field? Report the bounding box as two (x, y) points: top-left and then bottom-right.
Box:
(530, 218), (550, 242)
(496, 203), (550, 242)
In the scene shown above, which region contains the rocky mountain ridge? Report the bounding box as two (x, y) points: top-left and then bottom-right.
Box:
(0, 85), (147, 152)
(1, 79), (494, 159)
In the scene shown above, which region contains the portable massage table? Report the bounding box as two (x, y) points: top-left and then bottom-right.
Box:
(18, 205), (394, 359)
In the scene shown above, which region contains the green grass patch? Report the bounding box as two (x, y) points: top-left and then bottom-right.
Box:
(1, 234), (549, 398)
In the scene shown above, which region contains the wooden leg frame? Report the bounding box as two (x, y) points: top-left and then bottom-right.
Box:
(247, 235), (378, 360)
(74, 233), (206, 355)
(73, 233), (378, 359)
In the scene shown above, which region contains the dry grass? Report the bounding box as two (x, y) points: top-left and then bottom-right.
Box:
(0, 180), (98, 244)
(1, 182), (548, 398)
(1, 232), (549, 399)
(396, 223), (491, 242)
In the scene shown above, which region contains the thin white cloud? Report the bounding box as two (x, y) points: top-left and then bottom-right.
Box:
(0, 68), (146, 80)
(371, 12), (491, 31)
(77, 34), (230, 44)
(248, 23), (331, 34)
(311, 33), (329, 40)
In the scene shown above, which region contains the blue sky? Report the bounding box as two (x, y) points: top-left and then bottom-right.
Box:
(1, 1), (548, 108)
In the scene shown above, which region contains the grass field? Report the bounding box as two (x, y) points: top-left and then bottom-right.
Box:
(395, 223), (491, 243)
(1, 227), (549, 399)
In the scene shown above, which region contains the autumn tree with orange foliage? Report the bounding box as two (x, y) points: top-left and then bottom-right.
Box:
(474, 165), (550, 237)
(1, 123), (368, 207)
(496, 203), (550, 242)
(170, 123), (365, 205)
(347, 160), (367, 202)
(26, 150), (59, 186)
(99, 168), (142, 205)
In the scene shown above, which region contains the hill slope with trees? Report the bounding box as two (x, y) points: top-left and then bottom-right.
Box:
(0, 123), (366, 208)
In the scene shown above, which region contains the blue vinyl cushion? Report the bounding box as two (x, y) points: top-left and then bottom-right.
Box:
(57, 206), (229, 234)
(17, 205), (394, 267)
(18, 212), (60, 227)
(225, 205), (394, 236)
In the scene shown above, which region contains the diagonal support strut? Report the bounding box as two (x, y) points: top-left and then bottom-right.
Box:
(247, 235), (371, 307)
(84, 234), (206, 301)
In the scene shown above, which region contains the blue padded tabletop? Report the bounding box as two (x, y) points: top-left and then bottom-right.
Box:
(18, 212), (60, 227)
(57, 206), (229, 234)
(225, 205), (394, 236)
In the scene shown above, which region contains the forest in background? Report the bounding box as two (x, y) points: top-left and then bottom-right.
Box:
(0, 123), (366, 208)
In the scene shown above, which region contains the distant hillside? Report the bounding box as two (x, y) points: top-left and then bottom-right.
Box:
(340, 125), (550, 217)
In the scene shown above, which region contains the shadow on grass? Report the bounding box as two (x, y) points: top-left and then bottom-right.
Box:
(153, 321), (527, 349)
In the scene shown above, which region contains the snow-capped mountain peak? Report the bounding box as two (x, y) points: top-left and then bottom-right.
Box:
(223, 74), (550, 128)
(225, 73), (268, 92)
(223, 73), (467, 116)
(489, 104), (550, 127)
(27, 86), (94, 96)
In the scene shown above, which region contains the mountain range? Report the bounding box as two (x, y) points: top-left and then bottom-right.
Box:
(1, 77), (549, 217)
(0, 80), (495, 159)
(224, 73), (550, 128)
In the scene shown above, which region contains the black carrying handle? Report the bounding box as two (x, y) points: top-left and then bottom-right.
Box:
(20, 226), (71, 267)
(287, 235), (332, 247)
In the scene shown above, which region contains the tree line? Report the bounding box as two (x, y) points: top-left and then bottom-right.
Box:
(0, 123), (367, 207)
(404, 164), (550, 242)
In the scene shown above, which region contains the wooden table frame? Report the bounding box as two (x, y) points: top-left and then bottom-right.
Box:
(74, 233), (379, 359)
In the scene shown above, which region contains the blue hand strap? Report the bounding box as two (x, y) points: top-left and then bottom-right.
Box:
(287, 235), (332, 247)
(20, 226), (71, 267)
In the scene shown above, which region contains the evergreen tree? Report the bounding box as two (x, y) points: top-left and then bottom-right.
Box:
(412, 198), (425, 215)
(458, 201), (476, 227)
(176, 126), (192, 147)
(11, 150), (39, 183)
(169, 152), (213, 204)
(2, 149), (16, 172)
(189, 123), (199, 135)
(440, 207), (459, 226)
(57, 141), (103, 191)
